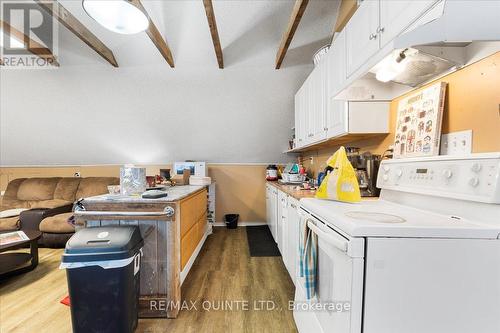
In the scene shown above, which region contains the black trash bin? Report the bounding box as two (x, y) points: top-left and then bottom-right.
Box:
(225, 214), (239, 229)
(60, 226), (144, 333)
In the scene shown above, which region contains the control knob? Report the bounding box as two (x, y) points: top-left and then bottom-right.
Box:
(442, 169), (453, 179)
(468, 177), (480, 187)
(396, 169), (403, 178)
(471, 163), (482, 173)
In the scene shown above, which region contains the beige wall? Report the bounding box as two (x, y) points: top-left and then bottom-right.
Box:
(302, 52), (500, 176)
(0, 164), (267, 223)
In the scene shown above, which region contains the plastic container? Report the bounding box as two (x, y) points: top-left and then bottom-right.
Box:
(224, 214), (239, 229)
(60, 226), (144, 333)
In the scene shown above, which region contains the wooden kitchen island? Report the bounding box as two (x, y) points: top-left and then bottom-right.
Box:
(74, 185), (208, 319)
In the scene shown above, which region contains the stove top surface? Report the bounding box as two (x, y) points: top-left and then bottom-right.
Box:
(300, 198), (500, 239)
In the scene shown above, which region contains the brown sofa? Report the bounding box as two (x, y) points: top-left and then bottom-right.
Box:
(0, 177), (119, 247)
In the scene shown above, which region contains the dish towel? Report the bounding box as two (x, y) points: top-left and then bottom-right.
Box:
(299, 217), (318, 300)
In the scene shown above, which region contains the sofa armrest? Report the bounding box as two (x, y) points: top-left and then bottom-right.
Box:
(19, 204), (73, 231)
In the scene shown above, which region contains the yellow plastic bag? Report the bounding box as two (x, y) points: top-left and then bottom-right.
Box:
(315, 146), (361, 203)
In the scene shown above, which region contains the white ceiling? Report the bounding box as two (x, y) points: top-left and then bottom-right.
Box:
(0, 0), (341, 165)
(25, 0), (340, 69)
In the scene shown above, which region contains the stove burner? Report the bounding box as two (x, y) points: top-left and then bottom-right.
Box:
(345, 211), (406, 223)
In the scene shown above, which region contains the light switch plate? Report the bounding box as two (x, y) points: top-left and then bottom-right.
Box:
(440, 130), (473, 155)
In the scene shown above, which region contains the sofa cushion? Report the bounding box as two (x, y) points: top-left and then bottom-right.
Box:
(17, 178), (60, 201)
(54, 178), (81, 202)
(1, 178), (27, 209)
(29, 199), (73, 209)
(3, 178), (26, 200)
(0, 199), (30, 211)
(39, 213), (75, 234)
(0, 216), (20, 231)
(75, 177), (119, 199)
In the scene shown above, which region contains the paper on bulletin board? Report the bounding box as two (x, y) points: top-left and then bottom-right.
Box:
(393, 82), (447, 158)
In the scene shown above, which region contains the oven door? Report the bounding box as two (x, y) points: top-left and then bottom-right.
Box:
(294, 210), (365, 333)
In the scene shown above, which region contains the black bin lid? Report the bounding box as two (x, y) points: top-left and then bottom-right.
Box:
(62, 226), (144, 263)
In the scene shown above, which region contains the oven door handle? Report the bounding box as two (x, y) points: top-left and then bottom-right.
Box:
(307, 220), (348, 253)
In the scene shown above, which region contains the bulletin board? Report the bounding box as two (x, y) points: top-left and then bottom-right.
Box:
(393, 82), (447, 158)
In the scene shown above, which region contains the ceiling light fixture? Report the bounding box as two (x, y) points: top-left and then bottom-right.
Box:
(373, 48), (414, 83)
(82, 0), (149, 35)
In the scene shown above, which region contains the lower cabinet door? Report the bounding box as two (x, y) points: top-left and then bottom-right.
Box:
(286, 198), (300, 284)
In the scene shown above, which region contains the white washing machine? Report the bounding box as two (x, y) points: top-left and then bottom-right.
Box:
(294, 153), (500, 333)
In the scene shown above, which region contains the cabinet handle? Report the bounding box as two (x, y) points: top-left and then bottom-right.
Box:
(377, 26), (385, 33)
(290, 204), (297, 209)
(369, 33), (377, 40)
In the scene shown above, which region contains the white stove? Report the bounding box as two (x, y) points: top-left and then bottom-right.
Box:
(294, 153), (500, 333)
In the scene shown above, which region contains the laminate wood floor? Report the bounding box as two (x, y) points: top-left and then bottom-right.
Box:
(0, 227), (298, 333)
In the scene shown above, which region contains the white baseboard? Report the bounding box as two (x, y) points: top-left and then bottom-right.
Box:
(212, 221), (267, 227)
(180, 228), (209, 285)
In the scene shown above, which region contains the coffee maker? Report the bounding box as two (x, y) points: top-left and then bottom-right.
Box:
(346, 147), (381, 197)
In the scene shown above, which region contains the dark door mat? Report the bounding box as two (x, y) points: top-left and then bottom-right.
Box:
(246, 226), (281, 257)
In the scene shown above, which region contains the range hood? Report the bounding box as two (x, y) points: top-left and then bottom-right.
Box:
(337, 0), (500, 101)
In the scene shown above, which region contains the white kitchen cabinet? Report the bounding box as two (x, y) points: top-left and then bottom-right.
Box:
(346, 0), (439, 77)
(326, 101), (390, 139)
(294, 59), (328, 148)
(345, 0), (379, 77)
(379, 0), (438, 47)
(294, 77), (310, 148)
(266, 185), (278, 242)
(294, 91), (303, 148)
(311, 59), (328, 143)
(285, 197), (300, 285)
(327, 29), (346, 99)
(326, 100), (348, 139)
(277, 191), (288, 254)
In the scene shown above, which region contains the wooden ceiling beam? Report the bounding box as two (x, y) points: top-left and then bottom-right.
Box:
(203, 0), (223, 69)
(333, 0), (358, 34)
(34, 0), (118, 67)
(0, 20), (59, 66)
(131, 0), (175, 68)
(275, 0), (309, 70)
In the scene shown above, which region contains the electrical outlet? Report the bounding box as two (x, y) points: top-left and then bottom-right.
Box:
(74, 172), (81, 177)
(440, 130), (472, 155)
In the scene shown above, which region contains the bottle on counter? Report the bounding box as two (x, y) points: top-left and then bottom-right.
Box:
(266, 165), (278, 181)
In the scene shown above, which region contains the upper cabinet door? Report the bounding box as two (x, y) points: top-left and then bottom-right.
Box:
(326, 100), (348, 139)
(301, 77), (310, 145)
(294, 90), (302, 148)
(310, 61), (327, 143)
(379, 0), (438, 47)
(345, 0), (379, 77)
(327, 29), (346, 99)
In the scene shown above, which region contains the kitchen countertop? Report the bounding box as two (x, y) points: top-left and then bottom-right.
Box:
(81, 185), (207, 203)
(267, 181), (317, 200)
(267, 181), (378, 201)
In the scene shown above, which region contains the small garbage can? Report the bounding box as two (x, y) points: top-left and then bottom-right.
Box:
(60, 226), (144, 333)
(225, 214), (239, 229)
